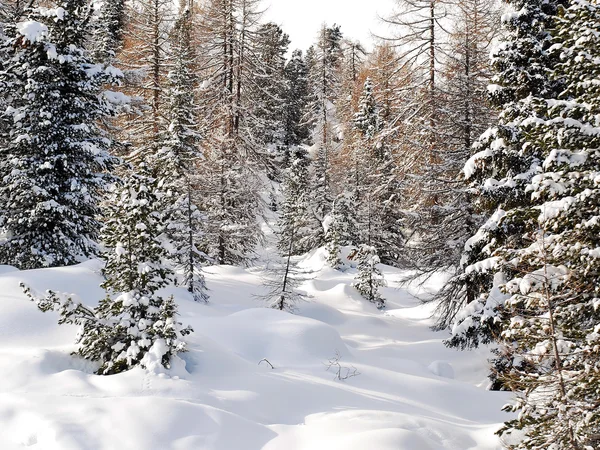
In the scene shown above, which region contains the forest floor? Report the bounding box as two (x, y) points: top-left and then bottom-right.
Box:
(0, 245), (513, 449)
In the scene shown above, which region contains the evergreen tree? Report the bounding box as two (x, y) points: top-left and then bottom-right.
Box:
(22, 167), (192, 375)
(352, 244), (385, 309)
(159, 9), (208, 302)
(92, 0), (126, 63)
(490, 0), (600, 446)
(0, 0), (122, 269)
(283, 49), (311, 150)
(304, 25), (344, 249)
(253, 22), (290, 152)
(351, 78), (405, 266)
(324, 192), (359, 269)
(277, 147), (318, 255)
(443, 0), (565, 336)
(94, 168), (192, 374)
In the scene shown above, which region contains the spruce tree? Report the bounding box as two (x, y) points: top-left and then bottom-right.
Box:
(352, 244), (385, 309)
(95, 167), (191, 374)
(22, 167), (192, 375)
(304, 25), (344, 249)
(253, 22), (290, 152)
(159, 9), (208, 302)
(351, 78), (405, 266)
(443, 0), (565, 337)
(277, 147), (317, 255)
(0, 0), (122, 269)
(324, 192), (359, 269)
(283, 49), (311, 150)
(92, 0), (126, 63)
(492, 0), (600, 446)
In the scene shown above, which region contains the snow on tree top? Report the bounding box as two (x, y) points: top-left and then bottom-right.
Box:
(16, 21), (48, 43)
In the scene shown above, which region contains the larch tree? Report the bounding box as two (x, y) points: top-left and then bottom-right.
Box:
(404, 0), (500, 316)
(119, 0), (172, 161)
(195, 0), (265, 265)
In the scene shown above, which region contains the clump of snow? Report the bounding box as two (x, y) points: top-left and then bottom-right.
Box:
(16, 21), (48, 43)
(428, 361), (455, 379)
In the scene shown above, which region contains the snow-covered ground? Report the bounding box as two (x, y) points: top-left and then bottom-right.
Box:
(0, 250), (512, 450)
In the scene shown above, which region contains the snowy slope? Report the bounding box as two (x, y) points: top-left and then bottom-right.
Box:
(0, 252), (512, 450)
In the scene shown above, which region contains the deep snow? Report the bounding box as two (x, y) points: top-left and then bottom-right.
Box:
(0, 250), (512, 449)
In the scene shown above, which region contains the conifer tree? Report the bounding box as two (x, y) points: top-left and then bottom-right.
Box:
(277, 147), (317, 255)
(352, 245), (385, 309)
(442, 0), (564, 335)
(283, 49), (311, 150)
(159, 9), (208, 302)
(22, 166), (192, 375)
(488, 0), (600, 445)
(401, 0), (498, 303)
(92, 0), (126, 63)
(194, 0), (265, 265)
(304, 25), (344, 249)
(324, 192), (359, 269)
(0, 0), (122, 269)
(351, 78), (405, 266)
(119, 0), (172, 158)
(253, 22), (290, 152)
(93, 167), (192, 374)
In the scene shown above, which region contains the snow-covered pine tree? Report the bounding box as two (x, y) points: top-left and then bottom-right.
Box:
(351, 77), (405, 266)
(282, 49), (311, 151)
(91, 0), (125, 63)
(324, 192), (359, 269)
(264, 186), (313, 311)
(253, 22), (290, 156)
(352, 244), (385, 309)
(304, 25), (344, 249)
(159, 8), (208, 302)
(277, 147), (318, 255)
(0, 0), (122, 269)
(443, 0), (565, 338)
(490, 0), (600, 446)
(95, 167), (192, 374)
(0, 0), (26, 24)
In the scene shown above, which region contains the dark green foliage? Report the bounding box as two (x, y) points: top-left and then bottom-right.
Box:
(0, 0), (122, 269)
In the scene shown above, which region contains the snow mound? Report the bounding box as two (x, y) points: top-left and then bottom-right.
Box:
(264, 409), (484, 450)
(196, 308), (351, 367)
(428, 361), (455, 379)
